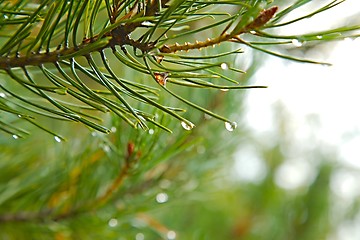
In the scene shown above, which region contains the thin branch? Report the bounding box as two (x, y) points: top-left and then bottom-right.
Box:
(0, 38), (109, 69)
(159, 6), (278, 53)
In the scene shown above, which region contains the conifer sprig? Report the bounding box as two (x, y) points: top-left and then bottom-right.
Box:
(0, 0), (358, 137)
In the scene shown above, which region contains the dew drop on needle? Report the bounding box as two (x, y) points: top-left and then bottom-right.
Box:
(225, 121), (237, 132)
(54, 136), (62, 143)
(220, 62), (228, 70)
(181, 121), (194, 130)
(292, 39), (303, 47)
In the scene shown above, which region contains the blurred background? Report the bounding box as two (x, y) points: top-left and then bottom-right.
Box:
(237, 0), (360, 239)
(1, 0), (360, 239)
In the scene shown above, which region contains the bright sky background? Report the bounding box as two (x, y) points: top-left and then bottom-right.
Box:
(234, 1), (360, 239)
(245, 0), (360, 168)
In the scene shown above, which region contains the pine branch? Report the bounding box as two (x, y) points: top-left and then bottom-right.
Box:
(0, 0), (358, 138)
(159, 5), (278, 53)
(0, 2), (359, 238)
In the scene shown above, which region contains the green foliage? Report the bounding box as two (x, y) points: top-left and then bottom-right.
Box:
(1, 0), (358, 138)
(2, 99), (358, 239)
(1, 0), (360, 239)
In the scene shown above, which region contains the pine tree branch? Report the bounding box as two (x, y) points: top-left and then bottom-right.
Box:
(0, 4), (275, 69)
(0, 0), (164, 69)
(0, 0), (358, 137)
(159, 6), (278, 53)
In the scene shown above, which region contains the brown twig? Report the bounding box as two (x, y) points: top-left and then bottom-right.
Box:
(0, 0), (166, 70)
(0, 43), (100, 69)
(159, 6), (278, 54)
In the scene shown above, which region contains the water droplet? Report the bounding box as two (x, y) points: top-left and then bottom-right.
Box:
(220, 88), (229, 92)
(141, 21), (153, 27)
(12, 134), (19, 139)
(111, 127), (117, 133)
(167, 230), (176, 240)
(135, 233), (145, 240)
(148, 129), (154, 135)
(156, 192), (168, 203)
(54, 136), (62, 143)
(225, 121), (237, 132)
(108, 218), (118, 227)
(220, 63), (228, 70)
(316, 35), (323, 40)
(17, 114), (22, 118)
(91, 132), (97, 137)
(180, 121), (194, 131)
(291, 39), (303, 47)
(249, 30), (256, 34)
(0, 92), (6, 98)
